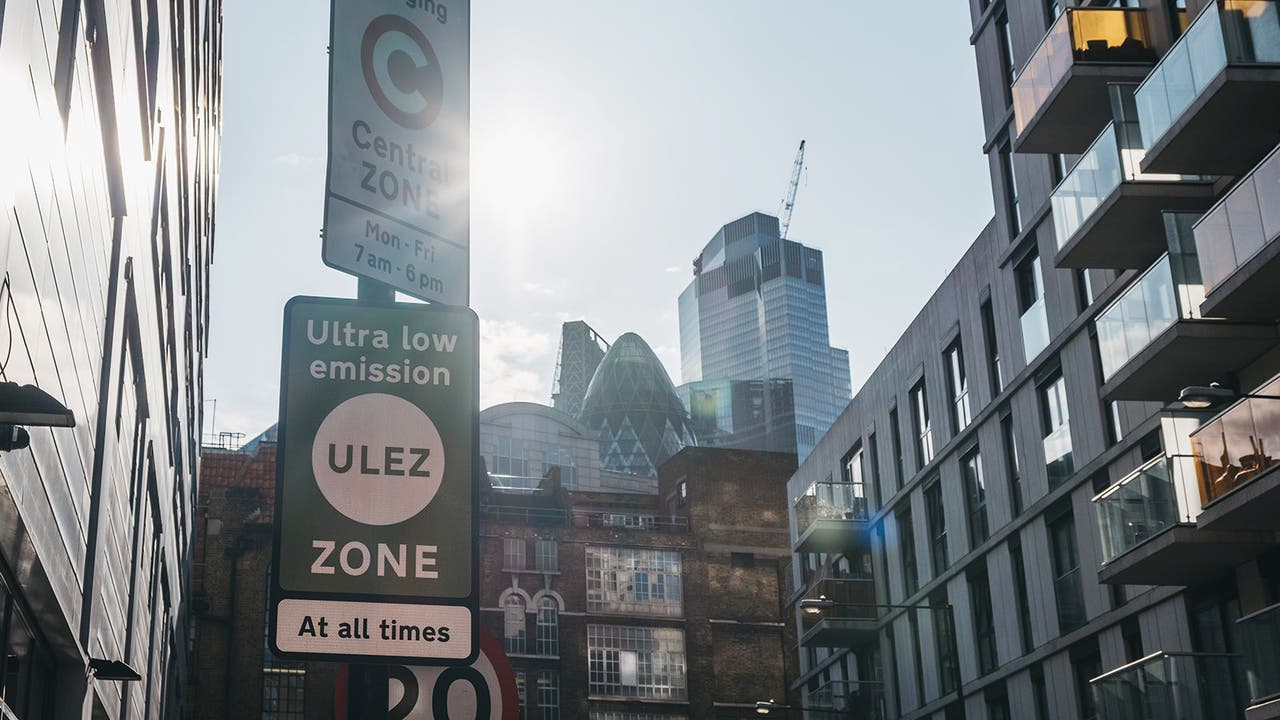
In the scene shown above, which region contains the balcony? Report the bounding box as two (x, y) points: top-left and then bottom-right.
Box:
(1195, 144), (1280, 321)
(793, 481), (870, 556)
(1096, 252), (1277, 402)
(1012, 8), (1157, 153)
(1052, 114), (1214, 270)
(798, 577), (878, 649)
(808, 680), (887, 720)
(1192, 377), (1280, 531)
(1092, 651), (1244, 720)
(571, 511), (689, 532)
(1240, 603), (1280, 718)
(1136, 0), (1280, 175)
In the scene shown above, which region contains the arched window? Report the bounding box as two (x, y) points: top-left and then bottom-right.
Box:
(504, 595), (527, 654)
(535, 596), (559, 656)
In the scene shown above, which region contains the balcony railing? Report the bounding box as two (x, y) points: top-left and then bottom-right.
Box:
(1137, 0), (1280, 152)
(1021, 297), (1051, 362)
(1092, 454), (1202, 564)
(1195, 143), (1280, 294)
(795, 481), (869, 536)
(1095, 252), (1204, 382)
(1052, 114), (1209, 251)
(1044, 423), (1075, 488)
(571, 511), (689, 532)
(479, 503), (568, 526)
(1092, 651), (1243, 720)
(1239, 602), (1280, 705)
(1191, 374), (1280, 505)
(1013, 8), (1155, 136)
(809, 680), (887, 719)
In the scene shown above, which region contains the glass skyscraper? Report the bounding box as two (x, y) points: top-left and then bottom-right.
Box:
(678, 212), (851, 459)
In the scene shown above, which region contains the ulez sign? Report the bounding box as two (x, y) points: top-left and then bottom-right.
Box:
(270, 296), (479, 665)
(322, 0), (470, 304)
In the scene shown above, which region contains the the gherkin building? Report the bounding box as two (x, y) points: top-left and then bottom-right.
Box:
(578, 333), (698, 477)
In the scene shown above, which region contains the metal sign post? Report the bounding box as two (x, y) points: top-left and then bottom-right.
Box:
(269, 296), (479, 667)
(322, 0), (470, 305)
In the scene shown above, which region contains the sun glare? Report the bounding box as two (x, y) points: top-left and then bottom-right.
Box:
(472, 122), (569, 226)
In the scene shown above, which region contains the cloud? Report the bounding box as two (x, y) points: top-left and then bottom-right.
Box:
(480, 319), (557, 409)
(664, 266), (682, 273)
(521, 282), (555, 296)
(275, 153), (316, 167)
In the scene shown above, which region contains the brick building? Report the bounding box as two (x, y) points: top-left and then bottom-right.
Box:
(193, 430), (800, 719)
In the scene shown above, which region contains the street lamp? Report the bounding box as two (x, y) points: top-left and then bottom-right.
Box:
(800, 595), (835, 616)
(0, 381), (76, 453)
(1179, 383), (1280, 409)
(756, 699), (787, 715)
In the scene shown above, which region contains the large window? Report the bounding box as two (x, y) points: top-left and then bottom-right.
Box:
(981, 297), (1003, 395)
(970, 567), (998, 675)
(505, 538), (528, 571)
(890, 406), (905, 489)
(537, 670), (560, 720)
(932, 590), (959, 695)
(1010, 537), (1035, 655)
(536, 596), (559, 656)
(945, 341), (972, 434)
(925, 479), (948, 578)
(1001, 413), (1024, 516)
(1039, 370), (1074, 487)
(587, 625), (687, 700)
(1049, 510), (1085, 632)
(898, 508), (919, 597)
(1017, 253), (1049, 360)
(586, 547), (683, 617)
(504, 595), (527, 654)
(999, 134), (1021, 236)
(843, 443), (868, 510)
(494, 436), (528, 476)
(536, 539), (558, 572)
(910, 380), (934, 469)
(962, 450), (990, 548)
(868, 432), (884, 506)
(541, 446), (576, 486)
(997, 11), (1017, 105)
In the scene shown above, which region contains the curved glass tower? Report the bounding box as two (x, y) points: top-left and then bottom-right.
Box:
(578, 333), (698, 477)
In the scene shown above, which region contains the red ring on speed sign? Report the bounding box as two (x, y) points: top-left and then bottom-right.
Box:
(361, 14), (444, 129)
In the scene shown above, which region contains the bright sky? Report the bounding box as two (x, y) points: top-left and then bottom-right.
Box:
(206, 1), (994, 441)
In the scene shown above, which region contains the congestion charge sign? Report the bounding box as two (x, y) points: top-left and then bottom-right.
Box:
(270, 296), (479, 665)
(322, 0), (469, 305)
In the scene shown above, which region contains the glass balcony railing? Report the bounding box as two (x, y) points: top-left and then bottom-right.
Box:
(1195, 145), (1280, 294)
(1095, 251), (1204, 382)
(809, 680), (887, 719)
(1013, 8), (1155, 136)
(1137, 1), (1280, 151)
(1044, 423), (1075, 487)
(1092, 652), (1244, 720)
(1092, 454), (1202, 563)
(1191, 374), (1280, 505)
(1052, 114), (1209, 250)
(795, 481), (869, 537)
(1021, 297), (1050, 362)
(1239, 602), (1280, 705)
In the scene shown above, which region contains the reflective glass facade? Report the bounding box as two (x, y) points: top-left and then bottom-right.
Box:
(678, 213), (851, 459)
(676, 378), (797, 454)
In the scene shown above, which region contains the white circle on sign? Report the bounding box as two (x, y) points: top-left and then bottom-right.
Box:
(311, 393), (444, 526)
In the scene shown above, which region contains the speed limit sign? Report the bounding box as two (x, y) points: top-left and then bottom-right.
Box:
(337, 628), (519, 719)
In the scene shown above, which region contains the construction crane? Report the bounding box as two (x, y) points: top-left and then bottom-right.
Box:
(779, 140), (806, 240)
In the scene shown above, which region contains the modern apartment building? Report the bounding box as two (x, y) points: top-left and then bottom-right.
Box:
(678, 212), (852, 460)
(784, 2), (1280, 719)
(0, 0), (220, 717)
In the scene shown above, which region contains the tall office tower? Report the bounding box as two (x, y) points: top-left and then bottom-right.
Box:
(0, 0), (221, 716)
(678, 212), (851, 459)
(783, 3), (1280, 720)
(551, 320), (610, 418)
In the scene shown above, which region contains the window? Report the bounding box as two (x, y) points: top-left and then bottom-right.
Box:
(536, 596), (559, 656)
(1040, 370), (1074, 487)
(1046, 0), (1064, 25)
(962, 450), (990, 547)
(504, 538), (528, 571)
(1010, 537), (1035, 655)
(925, 479), (948, 577)
(890, 406), (905, 489)
(515, 671), (529, 720)
(1106, 401), (1125, 446)
(932, 589), (959, 695)
(999, 135), (1021, 237)
(945, 341), (971, 434)
(1168, 0), (1189, 37)
(986, 681), (1012, 720)
(1001, 413), (1024, 516)
(536, 539), (558, 572)
(504, 595), (527, 654)
(537, 670), (560, 720)
(898, 508), (919, 597)
(1049, 509), (1085, 632)
(1031, 662), (1051, 720)
(970, 567), (998, 675)
(587, 625), (687, 700)
(1076, 269), (1095, 312)
(842, 443), (869, 513)
(262, 607), (305, 720)
(1072, 641), (1103, 720)
(997, 11), (1017, 105)
(910, 380), (934, 469)
(1017, 252), (1050, 361)
(541, 446), (576, 486)
(868, 432), (884, 506)
(494, 436), (527, 477)
(907, 611), (925, 703)
(1121, 616), (1144, 662)
(586, 547), (682, 616)
(981, 296), (1003, 395)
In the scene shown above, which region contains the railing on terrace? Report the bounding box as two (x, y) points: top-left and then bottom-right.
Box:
(794, 481), (869, 536)
(1091, 651), (1243, 720)
(1239, 602), (1280, 705)
(1013, 8), (1155, 135)
(1092, 454), (1201, 564)
(487, 474), (547, 493)
(571, 511), (689, 531)
(1095, 249), (1204, 382)
(1137, 0), (1280, 150)
(478, 504), (568, 526)
(1195, 144), (1280, 293)
(1191, 374), (1280, 505)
